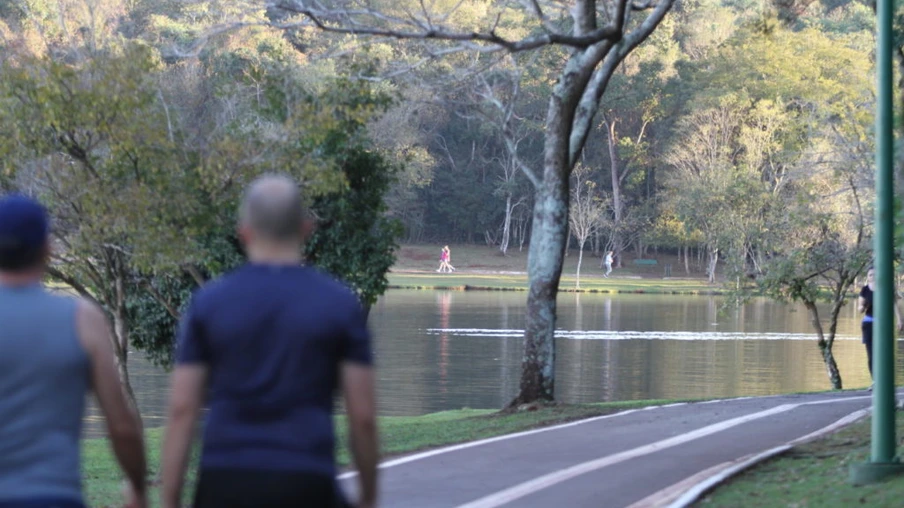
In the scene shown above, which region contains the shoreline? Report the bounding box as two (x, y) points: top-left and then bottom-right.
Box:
(386, 272), (725, 295)
(387, 284), (726, 295)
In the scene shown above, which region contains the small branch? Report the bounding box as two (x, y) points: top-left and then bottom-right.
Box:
(142, 279), (181, 320)
(184, 264), (207, 287)
(523, 0), (559, 32)
(631, 0), (656, 10)
(46, 266), (102, 307)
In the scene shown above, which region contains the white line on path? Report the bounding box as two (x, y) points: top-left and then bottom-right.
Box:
(456, 395), (870, 508)
(336, 407), (647, 481)
(338, 393), (866, 481)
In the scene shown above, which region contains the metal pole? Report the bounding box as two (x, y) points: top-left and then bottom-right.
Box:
(849, 0), (903, 484)
(872, 0), (896, 465)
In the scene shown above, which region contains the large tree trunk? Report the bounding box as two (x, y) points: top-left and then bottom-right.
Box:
(805, 301), (843, 389)
(512, 177), (569, 405)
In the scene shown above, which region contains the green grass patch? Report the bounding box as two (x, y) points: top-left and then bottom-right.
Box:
(697, 412), (904, 507)
(83, 399), (683, 507)
(387, 272), (719, 295)
(394, 244), (706, 280)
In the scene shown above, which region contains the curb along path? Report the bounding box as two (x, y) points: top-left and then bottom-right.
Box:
(340, 391), (888, 508)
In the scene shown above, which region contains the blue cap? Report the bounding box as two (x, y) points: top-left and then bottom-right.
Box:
(0, 194), (49, 269)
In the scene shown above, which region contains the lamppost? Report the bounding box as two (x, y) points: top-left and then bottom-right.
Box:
(849, 0), (904, 484)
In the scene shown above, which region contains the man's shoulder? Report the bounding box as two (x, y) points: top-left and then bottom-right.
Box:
(191, 266), (360, 307)
(187, 269), (247, 311)
(44, 290), (82, 313)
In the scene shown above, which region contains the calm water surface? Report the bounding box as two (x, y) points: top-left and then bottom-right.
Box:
(84, 290), (897, 437)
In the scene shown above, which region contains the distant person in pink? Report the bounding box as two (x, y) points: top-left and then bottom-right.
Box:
(437, 246), (455, 273)
(443, 246), (455, 272)
(436, 247), (447, 272)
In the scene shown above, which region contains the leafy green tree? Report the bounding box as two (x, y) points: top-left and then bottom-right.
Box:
(756, 170), (871, 389)
(306, 147), (403, 313)
(0, 44), (192, 404)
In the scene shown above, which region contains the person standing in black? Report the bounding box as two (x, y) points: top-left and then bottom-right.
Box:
(858, 267), (903, 385)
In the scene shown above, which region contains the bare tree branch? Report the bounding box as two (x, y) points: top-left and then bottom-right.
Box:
(475, 67), (541, 188)
(46, 265), (101, 307)
(267, 0), (627, 53)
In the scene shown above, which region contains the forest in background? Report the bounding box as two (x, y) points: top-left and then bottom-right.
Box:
(0, 0), (897, 396)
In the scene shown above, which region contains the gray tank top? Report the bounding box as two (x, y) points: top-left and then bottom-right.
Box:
(0, 284), (88, 503)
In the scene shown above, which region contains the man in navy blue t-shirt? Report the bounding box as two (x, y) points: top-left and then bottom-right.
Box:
(161, 175), (378, 508)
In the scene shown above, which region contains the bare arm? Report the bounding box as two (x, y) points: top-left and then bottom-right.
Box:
(76, 301), (147, 505)
(161, 365), (208, 508)
(343, 362), (379, 508)
(858, 296), (867, 314)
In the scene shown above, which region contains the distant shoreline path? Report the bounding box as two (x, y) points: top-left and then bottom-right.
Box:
(340, 390), (884, 507)
(385, 271), (723, 295)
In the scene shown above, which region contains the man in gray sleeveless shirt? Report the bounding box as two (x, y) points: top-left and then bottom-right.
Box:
(0, 195), (148, 508)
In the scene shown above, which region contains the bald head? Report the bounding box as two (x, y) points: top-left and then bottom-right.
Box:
(239, 175), (305, 243)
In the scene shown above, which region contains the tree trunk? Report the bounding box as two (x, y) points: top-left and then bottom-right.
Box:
(707, 247), (719, 284)
(111, 307), (141, 416)
(512, 178), (568, 405)
(606, 120), (624, 268)
(500, 194), (513, 255)
(110, 265), (141, 419)
(684, 245), (690, 275)
(805, 301), (843, 389)
(518, 218), (528, 252)
(575, 241), (585, 289)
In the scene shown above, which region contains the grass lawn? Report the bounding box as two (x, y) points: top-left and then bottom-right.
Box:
(697, 412), (904, 507)
(387, 272), (720, 294)
(390, 244), (721, 294)
(395, 244), (707, 278)
(83, 399), (684, 507)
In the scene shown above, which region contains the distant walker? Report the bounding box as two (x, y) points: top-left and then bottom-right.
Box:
(437, 245), (456, 273)
(603, 251), (614, 278)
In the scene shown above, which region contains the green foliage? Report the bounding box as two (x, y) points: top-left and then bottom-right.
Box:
(306, 148), (403, 310)
(126, 273), (195, 367)
(0, 0), (403, 374)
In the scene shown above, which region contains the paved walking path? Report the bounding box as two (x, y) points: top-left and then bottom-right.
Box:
(340, 389), (891, 508)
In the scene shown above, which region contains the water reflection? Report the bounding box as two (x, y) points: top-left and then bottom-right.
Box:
(83, 290), (902, 437)
(437, 292), (451, 397)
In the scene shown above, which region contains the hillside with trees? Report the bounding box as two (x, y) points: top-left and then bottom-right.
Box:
(0, 0), (893, 401)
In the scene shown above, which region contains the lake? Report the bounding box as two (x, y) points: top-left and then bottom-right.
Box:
(83, 289), (892, 437)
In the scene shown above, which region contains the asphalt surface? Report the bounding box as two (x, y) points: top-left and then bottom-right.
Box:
(340, 389), (887, 508)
